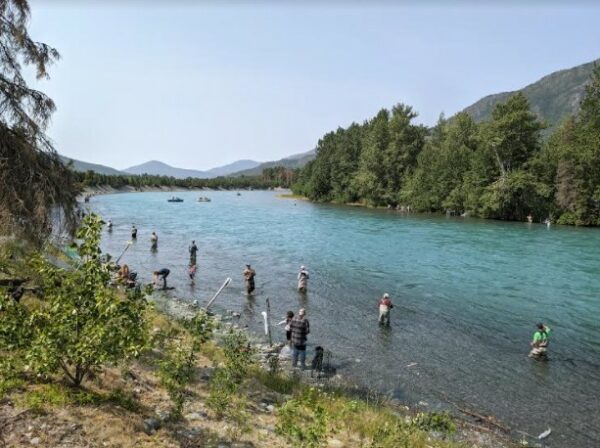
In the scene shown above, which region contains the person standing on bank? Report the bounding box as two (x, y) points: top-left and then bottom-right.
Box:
(378, 293), (394, 326)
(243, 264), (256, 294)
(189, 240), (198, 266)
(290, 308), (310, 369)
(297, 265), (309, 293)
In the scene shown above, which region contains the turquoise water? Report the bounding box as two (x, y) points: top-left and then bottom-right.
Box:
(91, 191), (600, 447)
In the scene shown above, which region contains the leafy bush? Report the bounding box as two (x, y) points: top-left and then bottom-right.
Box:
(207, 330), (254, 419)
(276, 388), (330, 448)
(159, 310), (215, 419)
(25, 214), (149, 387)
(158, 339), (197, 419)
(0, 292), (33, 351)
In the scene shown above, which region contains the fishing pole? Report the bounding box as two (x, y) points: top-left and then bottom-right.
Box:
(115, 241), (133, 265)
(205, 277), (232, 310)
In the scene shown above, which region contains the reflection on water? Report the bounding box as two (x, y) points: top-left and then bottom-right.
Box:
(92, 190), (600, 447)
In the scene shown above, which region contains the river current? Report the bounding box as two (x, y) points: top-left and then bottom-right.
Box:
(90, 190), (600, 447)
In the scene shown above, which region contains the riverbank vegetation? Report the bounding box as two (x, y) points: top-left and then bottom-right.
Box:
(0, 217), (514, 447)
(0, 0), (79, 243)
(293, 65), (600, 226)
(73, 165), (298, 191)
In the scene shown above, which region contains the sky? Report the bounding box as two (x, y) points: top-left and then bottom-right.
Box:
(27, 1), (600, 171)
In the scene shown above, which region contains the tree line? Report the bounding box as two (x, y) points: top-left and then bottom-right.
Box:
(74, 166), (298, 190)
(293, 65), (600, 226)
(1, 0), (78, 243)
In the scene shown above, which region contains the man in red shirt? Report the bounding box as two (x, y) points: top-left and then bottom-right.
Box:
(378, 293), (394, 326)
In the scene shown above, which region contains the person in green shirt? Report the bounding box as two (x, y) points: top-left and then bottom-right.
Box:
(529, 322), (551, 359)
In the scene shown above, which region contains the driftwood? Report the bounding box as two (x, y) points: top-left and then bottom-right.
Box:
(456, 406), (511, 433)
(437, 390), (511, 434)
(0, 277), (28, 287)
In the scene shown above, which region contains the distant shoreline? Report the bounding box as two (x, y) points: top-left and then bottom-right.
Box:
(82, 185), (208, 195)
(80, 184), (289, 200)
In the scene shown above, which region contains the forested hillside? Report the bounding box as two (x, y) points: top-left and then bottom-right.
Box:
(462, 59), (597, 132)
(59, 155), (124, 175)
(232, 149), (315, 176)
(293, 64), (600, 226)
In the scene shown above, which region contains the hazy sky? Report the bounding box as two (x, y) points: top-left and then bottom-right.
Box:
(28, 1), (600, 171)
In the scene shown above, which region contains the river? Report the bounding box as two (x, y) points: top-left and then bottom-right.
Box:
(90, 190), (600, 447)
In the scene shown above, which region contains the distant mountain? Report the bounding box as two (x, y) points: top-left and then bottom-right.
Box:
(123, 160), (208, 178)
(204, 159), (261, 177)
(59, 156), (124, 176)
(232, 149), (316, 176)
(461, 59), (598, 131)
(123, 159), (262, 179)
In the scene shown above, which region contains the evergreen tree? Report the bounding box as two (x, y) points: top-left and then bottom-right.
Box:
(0, 0), (78, 242)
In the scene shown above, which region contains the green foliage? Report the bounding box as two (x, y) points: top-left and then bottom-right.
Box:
(295, 67), (600, 226)
(18, 384), (72, 412)
(255, 368), (299, 395)
(0, 1), (79, 242)
(25, 214), (149, 387)
(0, 377), (25, 397)
(158, 339), (197, 419)
(276, 388), (330, 448)
(159, 310), (215, 419)
(0, 293), (33, 351)
(72, 166), (299, 191)
(462, 59), (597, 133)
(185, 310), (216, 346)
(410, 412), (456, 434)
(207, 330), (254, 419)
(206, 368), (234, 418)
(221, 330), (253, 381)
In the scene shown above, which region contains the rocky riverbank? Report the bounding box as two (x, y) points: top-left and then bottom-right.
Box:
(0, 249), (524, 448)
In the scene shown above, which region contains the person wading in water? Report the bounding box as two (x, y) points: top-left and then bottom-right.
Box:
(131, 225), (137, 240)
(529, 322), (551, 359)
(150, 231), (158, 251)
(378, 293), (394, 326)
(188, 264), (197, 285)
(297, 265), (309, 293)
(189, 240), (198, 266)
(153, 268), (170, 290)
(243, 264), (256, 294)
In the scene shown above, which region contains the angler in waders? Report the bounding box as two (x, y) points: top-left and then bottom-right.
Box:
(243, 264), (256, 295)
(189, 240), (198, 266)
(297, 265), (309, 293)
(529, 322), (551, 359)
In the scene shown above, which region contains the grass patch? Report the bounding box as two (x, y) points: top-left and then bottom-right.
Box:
(105, 388), (141, 412)
(253, 368), (301, 395)
(15, 383), (141, 414)
(18, 384), (73, 412)
(0, 377), (26, 397)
